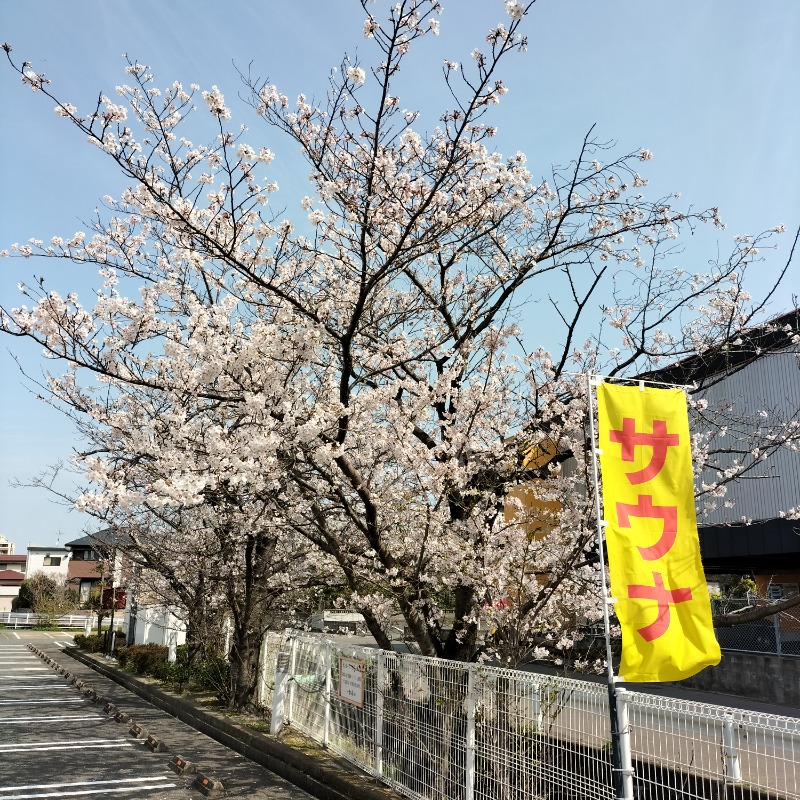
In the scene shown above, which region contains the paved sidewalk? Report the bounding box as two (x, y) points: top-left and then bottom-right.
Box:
(54, 640), (396, 800)
(31, 638), (314, 800)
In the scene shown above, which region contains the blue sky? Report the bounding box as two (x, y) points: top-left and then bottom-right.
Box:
(1, 0), (798, 550)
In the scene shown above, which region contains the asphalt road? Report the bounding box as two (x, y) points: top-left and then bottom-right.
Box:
(0, 630), (313, 800)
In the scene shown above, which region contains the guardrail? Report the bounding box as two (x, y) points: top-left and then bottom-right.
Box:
(0, 611), (124, 630)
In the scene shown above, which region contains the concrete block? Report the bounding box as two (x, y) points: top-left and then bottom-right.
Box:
(103, 702), (116, 715)
(114, 711), (132, 724)
(145, 735), (168, 753)
(193, 773), (224, 796)
(168, 756), (197, 775)
(129, 723), (148, 739)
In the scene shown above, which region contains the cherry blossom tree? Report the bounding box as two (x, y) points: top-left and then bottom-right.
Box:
(1, 0), (798, 673)
(27, 369), (328, 708)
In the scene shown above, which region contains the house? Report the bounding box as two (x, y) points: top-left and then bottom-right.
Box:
(64, 531), (128, 606)
(64, 535), (106, 603)
(0, 554), (27, 574)
(0, 534), (15, 555)
(24, 545), (70, 579)
(0, 569), (25, 612)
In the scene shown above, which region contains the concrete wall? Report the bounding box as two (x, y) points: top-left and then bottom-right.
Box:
(125, 604), (186, 647)
(680, 651), (800, 709)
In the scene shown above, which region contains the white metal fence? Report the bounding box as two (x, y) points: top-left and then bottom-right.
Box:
(0, 611), (123, 629)
(259, 631), (800, 800)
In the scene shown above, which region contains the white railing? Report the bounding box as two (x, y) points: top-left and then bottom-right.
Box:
(0, 611), (124, 629)
(259, 631), (800, 800)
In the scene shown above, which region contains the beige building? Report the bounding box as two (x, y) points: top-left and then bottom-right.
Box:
(0, 535), (15, 555)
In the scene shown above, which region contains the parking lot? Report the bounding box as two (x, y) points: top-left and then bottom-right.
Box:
(0, 631), (313, 800)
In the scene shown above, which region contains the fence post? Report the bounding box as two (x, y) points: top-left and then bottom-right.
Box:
(324, 640), (333, 749)
(465, 664), (477, 800)
(722, 714), (742, 784)
(167, 634), (177, 664)
(615, 687), (635, 800)
(773, 613), (782, 656)
(287, 636), (299, 724)
(271, 649), (291, 735)
(257, 635), (269, 707)
(532, 681), (542, 730)
(374, 651), (385, 779)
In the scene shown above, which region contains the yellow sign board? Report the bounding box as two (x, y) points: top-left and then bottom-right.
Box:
(597, 383), (721, 682)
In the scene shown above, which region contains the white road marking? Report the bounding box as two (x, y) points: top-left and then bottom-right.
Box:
(0, 785), (176, 799)
(0, 666), (47, 670)
(0, 685), (70, 690)
(0, 776), (175, 792)
(0, 742), (134, 754)
(0, 675), (57, 679)
(1, 737), (127, 749)
(0, 698), (85, 705)
(12, 633), (20, 640)
(0, 715), (99, 724)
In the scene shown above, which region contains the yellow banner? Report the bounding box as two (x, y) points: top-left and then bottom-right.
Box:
(597, 383), (721, 682)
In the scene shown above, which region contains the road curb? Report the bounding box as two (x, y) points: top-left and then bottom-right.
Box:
(64, 647), (396, 800)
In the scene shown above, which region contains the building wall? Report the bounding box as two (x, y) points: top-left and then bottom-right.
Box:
(0, 535), (14, 555)
(697, 348), (800, 525)
(0, 585), (20, 612)
(124, 605), (186, 647)
(25, 547), (70, 579)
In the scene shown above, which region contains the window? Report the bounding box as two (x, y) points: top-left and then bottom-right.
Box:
(79, 579), (99, 603)
(767, 583), (799, 600)
(43, 555), (62, 566)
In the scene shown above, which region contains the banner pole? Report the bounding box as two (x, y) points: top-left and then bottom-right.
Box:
(587, 373), (627, 800)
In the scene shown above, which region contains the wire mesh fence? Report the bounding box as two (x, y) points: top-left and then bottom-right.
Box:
(258, 631), (800, 800)
(712, 598), (800, 657)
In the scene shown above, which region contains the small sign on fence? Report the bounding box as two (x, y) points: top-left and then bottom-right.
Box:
(338, 657), (365, 707)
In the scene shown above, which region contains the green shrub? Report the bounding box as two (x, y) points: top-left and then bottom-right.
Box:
(109, 640), (229, 699)
(151, 660), (194, 692)
(197, 656), (232, 702)
(74, 633), (105, 653)
(115, 645), (130, 668)
(123, 644), (169, 675)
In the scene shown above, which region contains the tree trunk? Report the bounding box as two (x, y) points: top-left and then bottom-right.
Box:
(229, 627), (263, 709)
